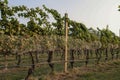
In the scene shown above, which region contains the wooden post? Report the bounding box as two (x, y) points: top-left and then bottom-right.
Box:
(64, 13), (68, 73)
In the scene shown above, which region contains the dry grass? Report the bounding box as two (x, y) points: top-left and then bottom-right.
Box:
(43, 60), (120, 80)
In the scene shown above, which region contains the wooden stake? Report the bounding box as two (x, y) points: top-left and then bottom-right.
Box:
(64, 13), (68, 73)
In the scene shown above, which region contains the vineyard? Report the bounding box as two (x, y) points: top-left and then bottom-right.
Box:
(0, 0), (120, 80)
(0, 34), (120, 80)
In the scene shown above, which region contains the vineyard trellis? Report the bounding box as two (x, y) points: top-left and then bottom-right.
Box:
(0, 34), (120, 79)
(0, 0), (120, 79)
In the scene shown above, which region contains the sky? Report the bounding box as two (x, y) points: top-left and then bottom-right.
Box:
(7, 0), (120, 36)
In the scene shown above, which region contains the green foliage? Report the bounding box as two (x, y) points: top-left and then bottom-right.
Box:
(97, 25), (119, 48)
(43, 5), (64, 35)
(69, 20), (93, 42)
(0, 0), (119, 55)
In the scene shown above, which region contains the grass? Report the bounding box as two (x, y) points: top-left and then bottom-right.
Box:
(0, 70), (27, 80)
(0, 53), (120, 80)
(48, 60), (120, 80)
